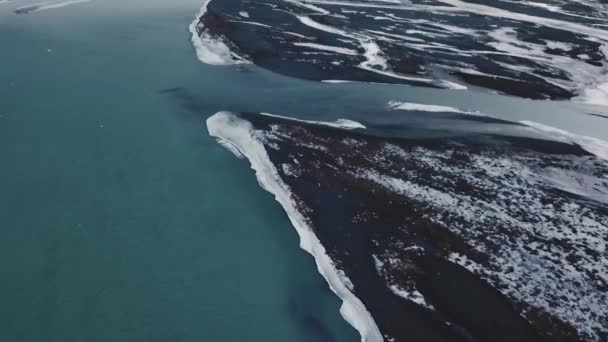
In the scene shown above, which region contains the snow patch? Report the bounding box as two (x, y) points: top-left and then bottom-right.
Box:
(389, 285), (435, 311)
(387, 101), (487, 116)
(388, 101), (463, 113)
(294, 42), (359, 55)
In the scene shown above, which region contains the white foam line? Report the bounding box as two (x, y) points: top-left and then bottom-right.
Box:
(260, 112), (366, 129)
(38, 0), (90, 10)
(189, 0), (250, 65)
(521, 120), (608, 160)
(207, 111), (382, 342)
(15, 0), (91, 12)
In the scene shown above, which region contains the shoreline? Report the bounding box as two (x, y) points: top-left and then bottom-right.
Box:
(207, 111), (384, 342)
(189, 0), (608, 104)
(189, 0), (249, 65)
(206, 110), (608, 342)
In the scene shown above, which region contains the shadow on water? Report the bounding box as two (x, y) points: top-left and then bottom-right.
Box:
(586, 112), (608, 120)
(287, 297), (336, 342)
(160, 86), (210, 120)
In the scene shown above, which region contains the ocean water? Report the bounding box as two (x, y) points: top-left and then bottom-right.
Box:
(0, 0), (607, 342)
(0, 1), (358, 341)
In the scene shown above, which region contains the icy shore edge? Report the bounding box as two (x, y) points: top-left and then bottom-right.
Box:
(189, 0), (249, 65)
(207, 111), (383, 342)
(522, 120), (608, 160)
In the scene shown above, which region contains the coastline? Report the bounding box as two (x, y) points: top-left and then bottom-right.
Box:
(207, 111), (384, 342)
(193, 0), (608, 340)
(207, 110), (608, 342)
(189, 0), (249, 65)
(189, 0), (608, 104)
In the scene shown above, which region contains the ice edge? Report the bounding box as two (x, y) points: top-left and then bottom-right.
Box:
(521, 120), (608, 160)
(189, 0), (250, 65)
(207, 111), (383, 342)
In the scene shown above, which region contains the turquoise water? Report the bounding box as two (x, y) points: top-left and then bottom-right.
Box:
(1, 1), (607, 341)
(0, 1), (357, 341)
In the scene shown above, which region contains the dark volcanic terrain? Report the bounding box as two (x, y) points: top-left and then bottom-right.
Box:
(194, 0), (608, 101)
(208, 111), (608, 342)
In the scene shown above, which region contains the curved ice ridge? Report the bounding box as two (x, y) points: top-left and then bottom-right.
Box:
(207, 111), (383, 342)
(387, 100), (486, 115)
(260, 112), (366, 129)
(189, 0), (250, 65)
(521, 120), (608, 161)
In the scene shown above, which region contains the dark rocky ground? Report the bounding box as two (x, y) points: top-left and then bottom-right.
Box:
(213, 111), (608, 342)
(195, 0), (608, 100)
